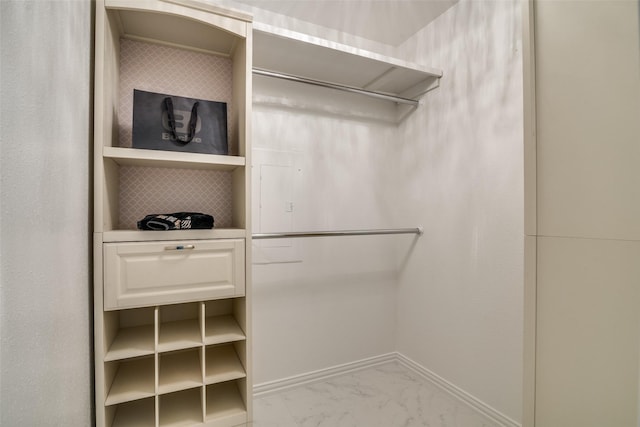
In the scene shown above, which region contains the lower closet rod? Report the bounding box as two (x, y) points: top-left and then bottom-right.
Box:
(253, 227), (423, 240)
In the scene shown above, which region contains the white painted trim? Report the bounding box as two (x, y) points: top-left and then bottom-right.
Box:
(252, 353), (397, 398)
(396, 353), (521, 427)
(253, 352), (522, 427)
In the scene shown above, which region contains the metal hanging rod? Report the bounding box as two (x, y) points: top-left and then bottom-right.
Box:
(253, 68), (420, 106)
(253, 227), (423, 240)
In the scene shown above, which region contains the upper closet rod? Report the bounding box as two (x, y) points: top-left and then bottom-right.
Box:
(253, 68), (420, 106)
(253, 227), (423, 240)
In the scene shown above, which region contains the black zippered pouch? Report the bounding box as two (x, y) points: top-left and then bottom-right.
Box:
(137, 212), (214, 230)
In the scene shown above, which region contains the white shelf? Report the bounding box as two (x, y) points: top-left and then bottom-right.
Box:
(205, 345), (246, 385)
(105, 324), (155, 361)
(106, 357), (155, 406)
(253, 23), (442, 100)
(159, 388), (203, 427)
(104, 146), (245, 171)
(158, 319), (202, 353)
(102, 229), (248, 243)
(105, 0), (251, 55)
(158, 350), (203, 395)
(204, 315), (246, 345)
(206, 381), (246, 425)
(112, 398), (156, 427)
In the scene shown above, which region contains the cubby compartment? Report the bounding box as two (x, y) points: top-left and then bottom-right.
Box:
(105, 356), (155, 406)
(159, 388), (203, 427)
(100, 154), (247, 234)
(205, 343), (246, 385)
(99, 10), (247, 156)
(158, 303), (202, 353)
(104, 306), (155, 361)
(158, 348), (203, 395)
(116, 37), (235, 152)
(204, 299), (246, 345)
(205, 380), (247, 425)
(110, 396), (156, 427)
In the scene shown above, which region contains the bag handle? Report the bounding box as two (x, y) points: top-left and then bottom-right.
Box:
(163, 97), (199, 144)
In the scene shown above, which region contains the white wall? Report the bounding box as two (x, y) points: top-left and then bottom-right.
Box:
(533, 2), (640, 426)
(251, 77), (401, 384)
(0, 1), (92, 425)
(393, 0), (524, 422)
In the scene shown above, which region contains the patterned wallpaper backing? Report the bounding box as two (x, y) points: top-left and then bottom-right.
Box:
(117, 38), (235, 229)
(118, 38), (234, 148)
(119, 166), (233, 229)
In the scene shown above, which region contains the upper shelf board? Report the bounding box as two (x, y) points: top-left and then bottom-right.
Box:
(253, 23), (443, 99)
(105, 0), (252, 56)
(104, 146), (245, 171)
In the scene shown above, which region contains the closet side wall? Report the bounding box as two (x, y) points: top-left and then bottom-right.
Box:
(0, 1), (92, 425)
(534, 2), (640, 426)
(393, 0), (524, 423)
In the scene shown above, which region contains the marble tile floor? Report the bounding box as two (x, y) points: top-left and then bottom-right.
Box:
(251, 361), (502, 427)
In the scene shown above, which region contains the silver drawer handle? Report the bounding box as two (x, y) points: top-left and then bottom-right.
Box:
(164, 244), (195, 251)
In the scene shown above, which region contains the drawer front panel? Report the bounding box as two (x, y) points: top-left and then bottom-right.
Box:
(104, 239), (245, 310)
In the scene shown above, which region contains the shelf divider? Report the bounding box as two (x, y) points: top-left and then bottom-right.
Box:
(103, 146), (245, 171)
(102, 228), (248, 243)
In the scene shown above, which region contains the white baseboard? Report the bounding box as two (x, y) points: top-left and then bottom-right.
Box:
(253, 352), (521, 427)
(252, 352), (397, 398)
(396, 353), (521, 427)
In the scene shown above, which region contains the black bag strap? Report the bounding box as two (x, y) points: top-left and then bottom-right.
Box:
(163, 97), (200, 144)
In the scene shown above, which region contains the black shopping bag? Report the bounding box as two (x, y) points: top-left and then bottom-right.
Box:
(132, 89), (228, 155)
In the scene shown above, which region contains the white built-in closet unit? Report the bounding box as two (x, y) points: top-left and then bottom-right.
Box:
(93, 1), (252, 426)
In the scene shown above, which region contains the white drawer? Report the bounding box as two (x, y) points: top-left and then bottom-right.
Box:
(104, 239), (245, 310)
